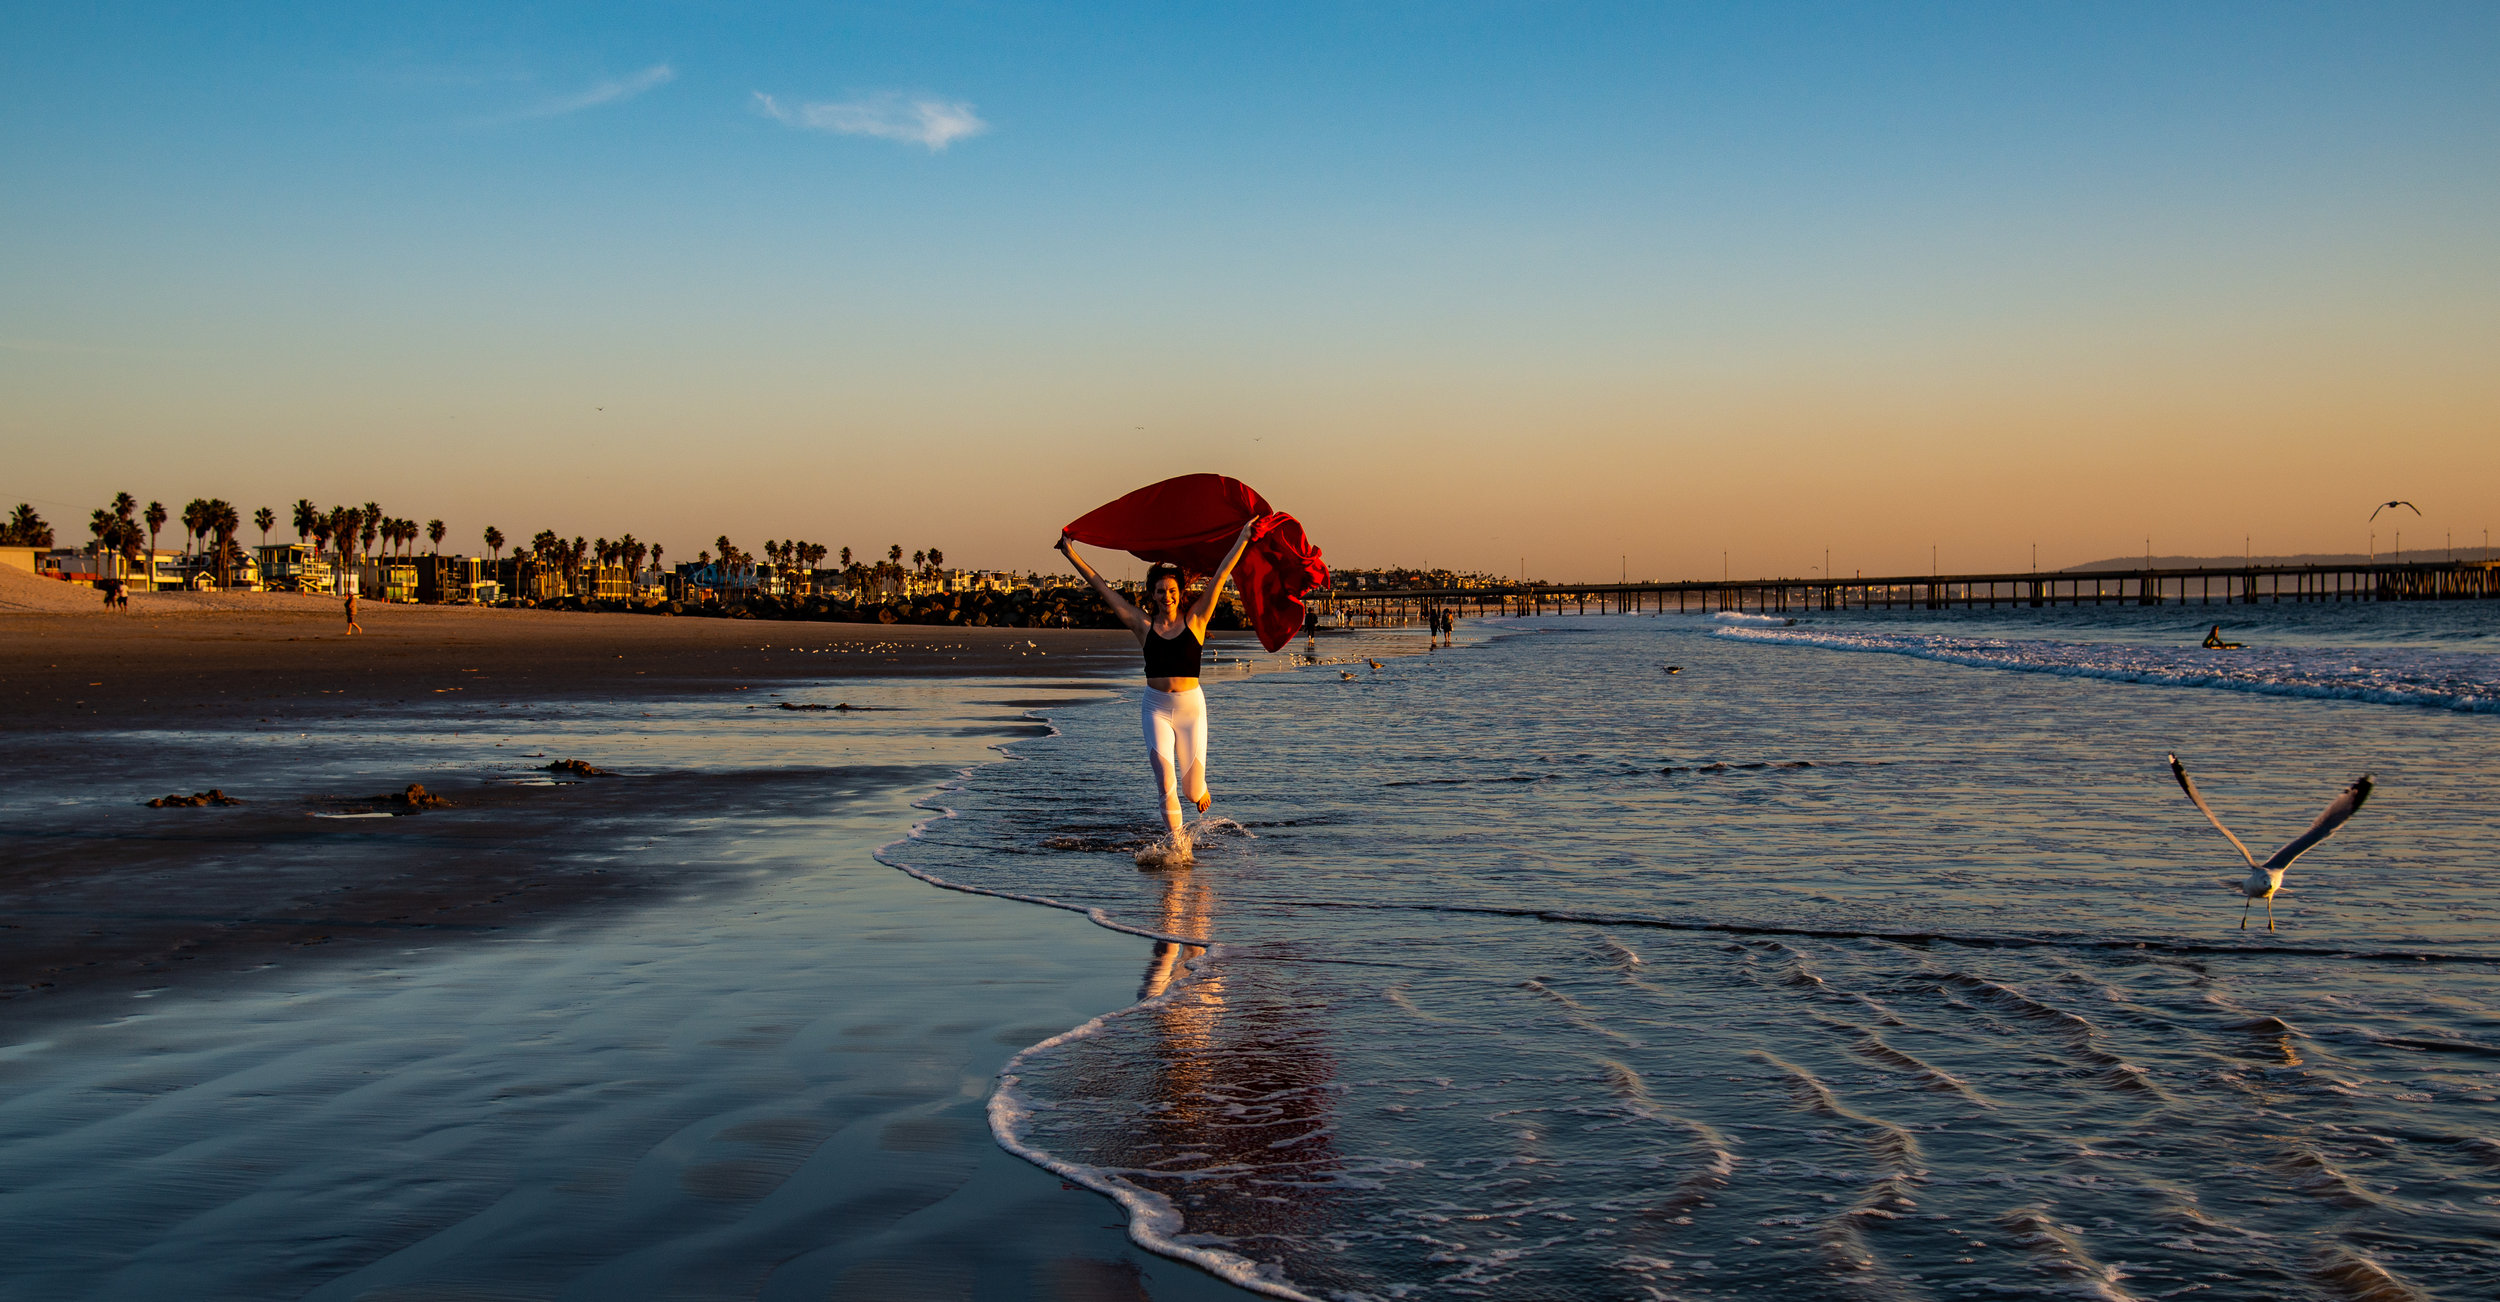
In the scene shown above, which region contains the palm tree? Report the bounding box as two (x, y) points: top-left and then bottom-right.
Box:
(483, 525), (504, 563)
(359, 508), (380, 560)
(144, 501), (167, 589)
(927, 546), (944, 572)
(427, 519), (445, 553)
(2, 503), (53, 548)
(254, 506), (275, 550)
(840, 546), (851, 569)
(216, 500), (242, 586)
(292, 499), (317, 544)
(181, 498), (210, 556)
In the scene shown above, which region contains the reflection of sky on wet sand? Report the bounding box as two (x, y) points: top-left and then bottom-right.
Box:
(0, 676), (1256, 1300)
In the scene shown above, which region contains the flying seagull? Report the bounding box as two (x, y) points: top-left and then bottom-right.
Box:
(2369, 500), (2420, 520)
(2165, 754), (2372, 931)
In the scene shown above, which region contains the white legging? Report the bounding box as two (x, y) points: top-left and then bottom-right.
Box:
(1141, 686), (1210, 832)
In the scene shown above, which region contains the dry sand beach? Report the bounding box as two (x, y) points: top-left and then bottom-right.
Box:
(0, 570), (1263, 1300)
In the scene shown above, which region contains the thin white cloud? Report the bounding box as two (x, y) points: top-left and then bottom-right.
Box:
(521, 64), (676, 119)
(753, 91), (988, 150)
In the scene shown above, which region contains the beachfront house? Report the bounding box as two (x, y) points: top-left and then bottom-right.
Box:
(674, 560), (776, 601)
(255, 544), (334, 594)
(406, 554), (482, 604)
(46, 549), (134, 584)
(358, 559), (418, 603)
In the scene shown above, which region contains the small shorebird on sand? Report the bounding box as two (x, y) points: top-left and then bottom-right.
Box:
(1366, 658), (1383, 670)
(1341, 670), (1356, 680)
(2165, 754), (2373, 931)
(1662, 665), (1682, 674)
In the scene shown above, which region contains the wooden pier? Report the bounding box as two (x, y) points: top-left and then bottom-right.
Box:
(1310, 560), (2500, 626)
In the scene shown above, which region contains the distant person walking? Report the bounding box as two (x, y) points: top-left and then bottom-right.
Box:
(344, 587), (362, 636)
(1057, 515), (1265, 864)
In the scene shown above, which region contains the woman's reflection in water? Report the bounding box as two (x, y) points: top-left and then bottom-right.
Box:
(1118, 866), (1346, 1280)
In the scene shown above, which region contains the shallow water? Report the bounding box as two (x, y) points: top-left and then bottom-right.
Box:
(893, 605), (2500, 1300)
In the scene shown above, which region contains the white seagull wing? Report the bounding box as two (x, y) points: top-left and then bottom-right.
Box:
(2262, 775), (2373, 871)
(2168, 754), (2260, 871)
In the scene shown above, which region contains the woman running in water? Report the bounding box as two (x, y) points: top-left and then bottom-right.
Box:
(1057, 516), (1265, 862)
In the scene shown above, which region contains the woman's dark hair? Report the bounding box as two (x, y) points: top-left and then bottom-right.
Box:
(1144, 563), (1188, 595)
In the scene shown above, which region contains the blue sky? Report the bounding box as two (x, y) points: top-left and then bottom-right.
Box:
(5, 2), (2496, 578)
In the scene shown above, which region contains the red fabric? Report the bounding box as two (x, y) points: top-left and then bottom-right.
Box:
(1064, 474), (1328, 652)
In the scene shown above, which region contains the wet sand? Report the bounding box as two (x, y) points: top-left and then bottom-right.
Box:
(1, 597), (1138, 1010)
(1, 595), (1265, 1298)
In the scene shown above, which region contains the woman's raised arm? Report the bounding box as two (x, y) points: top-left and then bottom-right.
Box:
(1056, 534), (1150, 637)
(1188, 515), (1267, 634)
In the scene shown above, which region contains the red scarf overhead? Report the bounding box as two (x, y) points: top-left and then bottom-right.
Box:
(1064, 474), (1328, 652)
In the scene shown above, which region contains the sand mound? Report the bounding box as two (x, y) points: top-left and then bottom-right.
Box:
(0, 565), (352, 616)
(131, 587), (342, 615)
(0, 565), (110, 613)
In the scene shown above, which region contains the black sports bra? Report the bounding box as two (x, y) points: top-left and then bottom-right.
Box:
(1143, 625), (1203, 679)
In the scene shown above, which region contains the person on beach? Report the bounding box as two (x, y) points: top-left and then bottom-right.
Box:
(1056, 516), (1266, 862)
(344, 588), (362, 636)
(2203, 624), (2241, 649)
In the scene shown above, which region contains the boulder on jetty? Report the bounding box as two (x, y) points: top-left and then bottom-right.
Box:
(542, 759), (610, 777)
(146, 789), (245, 808)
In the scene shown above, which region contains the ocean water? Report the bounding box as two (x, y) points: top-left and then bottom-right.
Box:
(890, 602), (2500, 1301)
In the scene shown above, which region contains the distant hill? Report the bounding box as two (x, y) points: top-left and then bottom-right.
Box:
(2061, 551), (2491, 572)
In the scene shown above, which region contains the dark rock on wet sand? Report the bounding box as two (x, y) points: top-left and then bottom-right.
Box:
(543, 759), (611, 776)
(146, 789), (245, 808)
(379, 783), (453, 810)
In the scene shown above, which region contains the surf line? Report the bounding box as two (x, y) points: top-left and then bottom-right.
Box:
(1714, 626), (2500, 714)
(1263, 898), (2500, 966)
(986, 947), (1321, 1302)
(872, 712), (1323, 1301)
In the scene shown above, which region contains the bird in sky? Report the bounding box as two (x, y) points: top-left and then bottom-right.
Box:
(2369, 500), (2420, 520)
(2165, 754), (2373, 931)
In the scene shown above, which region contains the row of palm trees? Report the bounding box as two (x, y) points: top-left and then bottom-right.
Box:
(77, 493), (252, 586)
(42, 491), (964, 601)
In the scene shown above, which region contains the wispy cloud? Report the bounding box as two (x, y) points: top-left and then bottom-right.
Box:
(520, 64), (676, 119)
(753, 91), (989, 150)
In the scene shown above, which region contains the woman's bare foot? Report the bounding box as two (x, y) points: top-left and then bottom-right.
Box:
(1192, 790), (1212, 814)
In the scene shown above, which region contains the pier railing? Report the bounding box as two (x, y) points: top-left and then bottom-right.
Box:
(1308, 560), (2500, 625)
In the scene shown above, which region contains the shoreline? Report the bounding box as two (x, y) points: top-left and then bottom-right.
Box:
(0, 600), (1156, 1017)
(0, 661), (1265, 1298)
(0, 589), (1420, 1299)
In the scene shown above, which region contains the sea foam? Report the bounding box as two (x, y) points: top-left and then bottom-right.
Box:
(1713, 625), (2500, 712)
